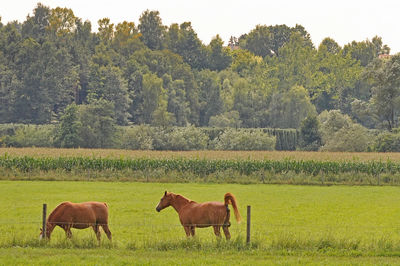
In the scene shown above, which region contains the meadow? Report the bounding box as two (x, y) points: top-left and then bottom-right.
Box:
(2, 181), (400, 264)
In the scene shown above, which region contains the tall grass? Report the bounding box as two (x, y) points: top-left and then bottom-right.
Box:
(3, 231), (400, 256)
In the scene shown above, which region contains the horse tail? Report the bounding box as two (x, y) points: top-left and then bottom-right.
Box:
(224, 193), (241, 223)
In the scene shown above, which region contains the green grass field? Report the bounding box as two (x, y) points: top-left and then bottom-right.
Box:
(2, 181), (400, 264)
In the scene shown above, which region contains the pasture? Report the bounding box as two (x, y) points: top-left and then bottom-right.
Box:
(2, 181), (400, 264)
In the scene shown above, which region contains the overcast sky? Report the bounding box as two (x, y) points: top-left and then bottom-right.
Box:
(2, 0), (400, 53)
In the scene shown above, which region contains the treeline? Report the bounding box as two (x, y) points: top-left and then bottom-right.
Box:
(0, 123), (288, 151)
(1, 4), (400, 151)
(1, 114), (400, 152)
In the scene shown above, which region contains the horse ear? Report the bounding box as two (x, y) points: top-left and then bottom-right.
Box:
(164, 191), (167, 196)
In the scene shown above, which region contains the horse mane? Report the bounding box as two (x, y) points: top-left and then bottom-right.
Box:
(174, 193), (195, 204)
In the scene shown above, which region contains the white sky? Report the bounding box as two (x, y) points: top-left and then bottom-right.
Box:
(2, 0), (400, 53)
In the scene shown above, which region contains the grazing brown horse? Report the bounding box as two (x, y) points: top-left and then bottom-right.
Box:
(39, 201), (112, 241)
(156, 191), (241, 239)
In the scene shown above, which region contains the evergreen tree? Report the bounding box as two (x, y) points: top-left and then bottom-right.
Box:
(78, 98), (116, 148)
(298, 115), (322, 151)
(207, 35), (232, 71)
(166, 22), (208, 69)
(138, 10), (166, 50)
(54, 103), (82, 148)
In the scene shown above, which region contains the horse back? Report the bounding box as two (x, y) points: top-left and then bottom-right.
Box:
(180, 201), (227, 227)
(48, 201), (109, 226)
(81, 201), (109, 223)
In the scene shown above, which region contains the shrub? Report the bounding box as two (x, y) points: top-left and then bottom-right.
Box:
(373, 131), (400, 152)
(119, 125), (154, 150)
(3, 124), (55, 147)
(208, 111), (242, 128)
(153, 126), (209, 150)
(319, 110), (352, 144)
(320, 123), (373, 152)
(212, 128), (275, 150)
(0, 124), (26, 137)
(318, 110), (375, 152)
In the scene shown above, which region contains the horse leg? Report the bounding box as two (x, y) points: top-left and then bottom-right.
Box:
(183, 226), (191, 237)
(101, 224), (112, 241)
(213, 226), (221, 238)
(64, 225), (72, 239)
(222, 225), (231, 240)
(92, 224), (101, 241)
(190, 226), (196, 237)
(223, 208), (231, 240)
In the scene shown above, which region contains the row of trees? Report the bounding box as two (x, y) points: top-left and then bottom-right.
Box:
(1, 4), (399, 143)
(2, 107), (400, 152)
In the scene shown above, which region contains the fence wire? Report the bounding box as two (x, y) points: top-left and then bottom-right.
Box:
(0, 219), (399, 231)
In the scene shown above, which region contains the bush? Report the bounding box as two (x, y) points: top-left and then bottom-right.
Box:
(373, 131), (400, 152)
(319, 110), (374, 152)
(153, 126), (209, 150)
(0, 124), (25, 146)
(320, 123), (373, 152)
(119, 125), (154, 150)
(3, 124), (55, 147)
(212, 128), (275, 150)
(0, 124), (26, 137)
(319, 110), (352, 144)
(208, 111), (242, 128)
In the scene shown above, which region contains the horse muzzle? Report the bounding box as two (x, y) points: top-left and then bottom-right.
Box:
(156, 207), (160, 212)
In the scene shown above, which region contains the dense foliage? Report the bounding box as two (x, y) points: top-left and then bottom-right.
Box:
(0, 4), (399, 151)
(0, 124), (280, 151)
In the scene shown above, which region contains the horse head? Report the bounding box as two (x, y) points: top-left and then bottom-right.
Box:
(39, 227), (44, 240)
(39, 226), (50, 240)
(156, 191), (172, 212)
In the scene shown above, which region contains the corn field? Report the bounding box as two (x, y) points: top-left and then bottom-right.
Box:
(0, 153), (399, 177)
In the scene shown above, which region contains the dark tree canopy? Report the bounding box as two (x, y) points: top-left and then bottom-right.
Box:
(0, 2), (394, 142)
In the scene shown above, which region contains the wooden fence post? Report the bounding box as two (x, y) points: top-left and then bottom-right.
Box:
(246, 205), (251, 244)
(42, 203), (47, 239)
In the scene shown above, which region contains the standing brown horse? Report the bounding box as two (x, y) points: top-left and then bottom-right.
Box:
(156, 191), (241, 239)
(39, 201), (112, 241)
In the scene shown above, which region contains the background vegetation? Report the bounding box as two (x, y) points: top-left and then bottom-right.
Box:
(2, 3), (400, 262)
(1, 4), (400, 152)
